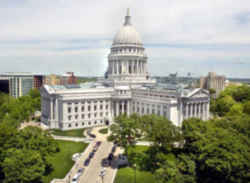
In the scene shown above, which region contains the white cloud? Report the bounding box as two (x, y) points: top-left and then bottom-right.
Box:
(0, 0), (250, 77)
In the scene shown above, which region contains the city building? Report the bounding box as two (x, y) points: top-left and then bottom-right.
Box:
(200, 72), (226, 97)
(61, 72), (78, 85)
(0, 76), (9, 94)
(44, 74), (61, 85)
(0, 73), (45, 98)
(44, 72), (78, 85)
(33, 75), (44, 89)
(41, 9), (210, 130)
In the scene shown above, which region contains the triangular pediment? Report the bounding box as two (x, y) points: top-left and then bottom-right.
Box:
(189, 89), (209, 98)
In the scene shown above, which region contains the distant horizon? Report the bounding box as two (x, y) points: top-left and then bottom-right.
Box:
(2, 71), (250, 79)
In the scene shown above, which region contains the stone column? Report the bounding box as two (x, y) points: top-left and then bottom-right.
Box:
(185, 103), (188, 119)
(198, 103), (201, 118)
(127, 100), (130, 116)
(143, 62), (146, 73)
(193, 103), (196, 117)
(140, 61), (143, 74)
(207, 103), (210, 120)
(55, 98), (58, 122)
(179, 102), (183, 126)
(121, 101), (124, 114)
(137, 60), (139, 75)
(50, 99), (53, 120)
(190, 103), (193, 117)
(202, 103), (206, 120)
(116, 101), (119, 117)
(126, 61), (128, 74)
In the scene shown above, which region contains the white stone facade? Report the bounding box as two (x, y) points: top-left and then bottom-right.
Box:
(41, 9), (210, 130)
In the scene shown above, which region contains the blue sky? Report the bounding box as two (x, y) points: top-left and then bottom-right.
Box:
(0, 0), (250, 78)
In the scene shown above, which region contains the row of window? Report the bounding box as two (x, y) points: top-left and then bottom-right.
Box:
(68, 112), (109, 121)
(67, 120), (104, 128)
(68, 104), (109, 113)
(111, 48), (144, 53)
(67, 100), (109, 105)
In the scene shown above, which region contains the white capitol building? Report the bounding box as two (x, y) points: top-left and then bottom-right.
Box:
(41, 9), (210, 130)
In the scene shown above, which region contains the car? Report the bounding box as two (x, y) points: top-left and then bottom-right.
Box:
(89, 151), (95, 158)
(101, 158), (109, 167)
(108, 153), (114, 161)
(117, 154), (128, 167)
(111, 145), (116, 153)
(71, 173), (81, 183)
(84, 158), (90, 166)
(96, 141), (102, 146)
(77, 168), (84, 174)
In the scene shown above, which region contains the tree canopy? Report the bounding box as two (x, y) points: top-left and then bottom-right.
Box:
(0, 90), (60, 183)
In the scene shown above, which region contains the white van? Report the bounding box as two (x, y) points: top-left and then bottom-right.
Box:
(71, 173), (81, 183)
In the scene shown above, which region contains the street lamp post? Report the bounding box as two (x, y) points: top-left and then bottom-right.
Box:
(133, 163), (137, 183)
(99, 168), (106, 183)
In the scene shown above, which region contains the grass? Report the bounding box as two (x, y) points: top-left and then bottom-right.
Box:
(114, 145), (156, 183)
(114, 167), (156, 183)
(128, 145), (149, 155)
(50, 128), (86, 137)
(42, 140), (88, 183)
(98, 128), (108, 134)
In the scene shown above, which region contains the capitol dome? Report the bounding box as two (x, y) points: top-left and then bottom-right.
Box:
(113, 9), (142, 46)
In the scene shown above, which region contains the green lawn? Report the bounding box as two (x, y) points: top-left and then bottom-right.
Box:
(115, 145), (156, 183)
(50, 128), (86, 137)
(114, 167), (156, 183)
(98, 128), (108, 134)
(42, 140), (88, 183)
(128, 145), (149, 155)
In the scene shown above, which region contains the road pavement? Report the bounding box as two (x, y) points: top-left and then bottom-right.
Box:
(65, 127), (123, 183)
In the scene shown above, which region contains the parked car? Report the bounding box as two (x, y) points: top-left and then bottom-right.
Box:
(84, 158), (90, 166)
(108, 153), (114, 161)
(96, 141), (102, 146)
(77, 168), (84, 174)
(111, 145), (116, 153)
(117, 154), (128, 167)
(102, 158), (109, 167)
(89, 151), (95, 159)
(71, 173), (81, 183)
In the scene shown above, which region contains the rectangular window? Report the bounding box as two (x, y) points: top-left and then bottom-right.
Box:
(75, 107), (78, 113)
(68, 116), (72, 121)
(68, 107), (71, 113)
(81, 106), (84, 112)
(75, 115), (78, 119)
(82, 114), (84, 119)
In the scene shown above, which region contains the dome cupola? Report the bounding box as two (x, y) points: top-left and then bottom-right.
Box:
(113, 8), (143, 46)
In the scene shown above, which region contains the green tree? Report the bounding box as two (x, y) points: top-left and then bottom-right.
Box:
(232, 85), (250, 102)
(142, 115), (182, 150)
(215, 95), (236, 116)
(243, 101), (250, 115)
(2, 148), (45, 183)
(227, 103), (243, 116)
(182, 118), (250, 183)
(109, 114), (141, 156)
